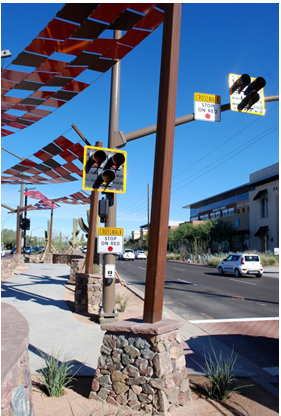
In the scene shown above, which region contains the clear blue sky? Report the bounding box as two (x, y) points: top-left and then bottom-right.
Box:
(1, 3), (279, 242)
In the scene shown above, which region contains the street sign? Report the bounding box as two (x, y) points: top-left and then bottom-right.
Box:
(194, 93), (221, 122)
(229, 73), (265, 115)
(97, 227), (124, 254)
(98, 227), (123, 236)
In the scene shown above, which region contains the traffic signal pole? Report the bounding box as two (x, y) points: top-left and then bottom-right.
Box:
(114, 96), (278, 147)
(143, 3), (182, 324)
(85, 140), (102, 275)
(100, 29), (122, 321)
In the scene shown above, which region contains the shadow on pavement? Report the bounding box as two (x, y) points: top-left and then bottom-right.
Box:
(1, 274), (70, 312)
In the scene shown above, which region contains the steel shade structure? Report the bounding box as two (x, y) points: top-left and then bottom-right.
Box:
(1, 3), (164, 137)
(1, 135), (85, 185)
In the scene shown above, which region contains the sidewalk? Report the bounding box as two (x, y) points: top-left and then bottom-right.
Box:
(1, 263), (279, 400)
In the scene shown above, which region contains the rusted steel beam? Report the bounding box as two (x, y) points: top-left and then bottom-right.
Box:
(143, 4), (182, 324)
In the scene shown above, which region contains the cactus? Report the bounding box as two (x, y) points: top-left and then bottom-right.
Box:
(69, 218), (80, 248)
(78, 209), (90, 235)
(78, 209), (100, 274)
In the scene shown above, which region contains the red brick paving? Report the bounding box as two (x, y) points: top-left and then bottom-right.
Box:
(191, 319), (279, 369)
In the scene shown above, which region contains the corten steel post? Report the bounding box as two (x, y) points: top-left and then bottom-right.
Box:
(102, 30), (121, 316)
(48, 209), (53, 253)
(143, 4), (182, 324)
(85, 140), (102, 275)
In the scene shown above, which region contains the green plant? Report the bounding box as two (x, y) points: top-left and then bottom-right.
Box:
(116, 292), (123, 304)
(207, 256), (224, 267)
(116, 293), (129, 312)
(197, 341), (252, 401)
(38, 348), (80, 397)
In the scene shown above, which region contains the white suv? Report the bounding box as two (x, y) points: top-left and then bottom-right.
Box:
(218, 254), (263, 278)
(119, 249), (135, 261)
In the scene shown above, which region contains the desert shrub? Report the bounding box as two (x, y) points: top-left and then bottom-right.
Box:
(207, 257), (224, 267)
(38, 349), (80, 397)
(198, 341), (253, 401)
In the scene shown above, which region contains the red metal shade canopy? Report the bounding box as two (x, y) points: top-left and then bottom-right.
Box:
(1, 135), (85, 185)
(1, 3), (164, 137)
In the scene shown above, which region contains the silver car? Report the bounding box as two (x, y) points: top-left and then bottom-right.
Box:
(218, 253), (263, 278)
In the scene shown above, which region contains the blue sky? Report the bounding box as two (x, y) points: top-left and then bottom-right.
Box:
(1, 3), (279, 242)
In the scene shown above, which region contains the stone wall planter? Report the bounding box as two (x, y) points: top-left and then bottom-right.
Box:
(1, 303), (33, 416)
(1, 255), (24, 278)
(89, 319), (191, 415)
(52, 254), (84, 265)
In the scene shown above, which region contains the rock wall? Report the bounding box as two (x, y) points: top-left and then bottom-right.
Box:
(1, 303), (33, 416)
(75, 273), (102, 313)
(90, 320), (191, 415)
(1, 255), (24, 278)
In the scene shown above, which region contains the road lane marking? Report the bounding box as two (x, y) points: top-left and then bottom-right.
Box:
(230, 278), (257, 285)
(138, 267), (146, 270)
(177, 279), (197, 286)
(189, 317), (279, 323)
(174, 267), (185, 271)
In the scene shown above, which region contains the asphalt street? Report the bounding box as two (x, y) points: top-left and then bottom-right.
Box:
(116, 260), (279, 321)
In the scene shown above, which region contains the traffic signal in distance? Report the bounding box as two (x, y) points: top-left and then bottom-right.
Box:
(82, 146), (127, 193)
(25, 218), (30, 230)
(19, 216), (30, 230)
(229, 73), (266, 115)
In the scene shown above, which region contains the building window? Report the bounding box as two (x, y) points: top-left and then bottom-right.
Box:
(261, 198), (268, 218)
(222, 209), (228, 217)
(229, 208), (234, 216)
(210, 213), (215, 219)
(237, 209), (240, 214)
(215, 211), (220, 218)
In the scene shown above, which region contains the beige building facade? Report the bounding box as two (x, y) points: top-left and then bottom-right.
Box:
(184, 163), (279, 253)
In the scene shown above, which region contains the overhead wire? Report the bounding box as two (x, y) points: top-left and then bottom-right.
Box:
(171, 123), (278, 194)
(119, 104), (279, 219)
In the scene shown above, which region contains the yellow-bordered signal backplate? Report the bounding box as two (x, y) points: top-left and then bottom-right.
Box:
(82, 145), (127, 193)
(229, 73), (265, 116)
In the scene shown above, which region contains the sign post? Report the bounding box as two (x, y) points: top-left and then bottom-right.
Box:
(98, 227), (124, 321)
(194, 93), (221, 122)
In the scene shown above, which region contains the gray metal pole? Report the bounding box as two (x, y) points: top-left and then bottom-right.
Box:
(101, 29), (122, 320)
(120, 95), (279, 144)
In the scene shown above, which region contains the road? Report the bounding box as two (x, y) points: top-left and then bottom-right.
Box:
(116, 260), (279, 321)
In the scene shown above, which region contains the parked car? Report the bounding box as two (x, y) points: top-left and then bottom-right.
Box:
(22, 246), (33, 254)
(218, 253), (263, 278)
(10, 247), (17, 254)
(1, 247), (5, 257)
(81, 247), (87, 253)
(33, 246), (44, 253)
(119, 249), (135, 261)
(135, 250), (147, 260)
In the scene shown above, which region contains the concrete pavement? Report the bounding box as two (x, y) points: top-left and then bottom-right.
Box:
(1, 263), (279, 398)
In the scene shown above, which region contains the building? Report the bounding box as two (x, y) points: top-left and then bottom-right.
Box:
(183, 163), (279, 252)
